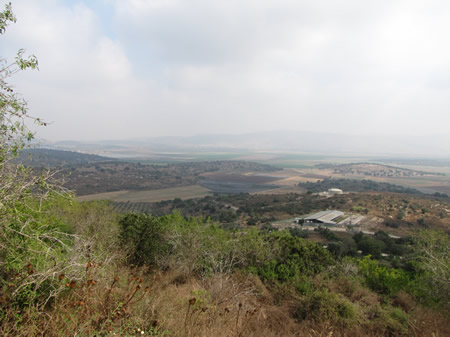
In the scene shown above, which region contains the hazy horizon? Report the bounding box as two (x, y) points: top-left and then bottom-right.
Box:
(39, 129), (450, 158)
(3, 0), (450, 153)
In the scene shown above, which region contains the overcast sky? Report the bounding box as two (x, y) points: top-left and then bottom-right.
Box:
(2, 0), (450, 143)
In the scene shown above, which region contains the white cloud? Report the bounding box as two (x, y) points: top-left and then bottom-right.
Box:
(95, 37), (131, 80)
(2, 0), (138, 139)
(1, 0), (450, 148)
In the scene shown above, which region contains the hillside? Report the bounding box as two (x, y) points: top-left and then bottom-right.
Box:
(3, 199), (449, 337)
(5, 152), (450, 337)
(23, 149), (450, 197)
(315, 162), (443, 177)
(18, 148), (114, 168)
(119, 191), (450, 234)
(299, 178), (428, 196)
(62, 160), (280, 196)
(19, 149), (280, 196)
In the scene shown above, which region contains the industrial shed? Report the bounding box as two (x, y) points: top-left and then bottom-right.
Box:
(303, 210), (344, 226)
(328, 188), (343, 195)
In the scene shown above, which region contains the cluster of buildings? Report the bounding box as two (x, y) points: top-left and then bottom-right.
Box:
(296, 188), (345, 227)
(295, 210), (344, 226)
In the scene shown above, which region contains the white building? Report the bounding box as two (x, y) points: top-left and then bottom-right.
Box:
(302, 210), (344, 226)
(328, 188), (343, 195)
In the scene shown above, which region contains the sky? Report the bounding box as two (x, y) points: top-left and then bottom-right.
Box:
(2, 0), (450, 144)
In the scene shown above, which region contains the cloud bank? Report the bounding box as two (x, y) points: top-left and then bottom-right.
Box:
(2, 0), (450, 154)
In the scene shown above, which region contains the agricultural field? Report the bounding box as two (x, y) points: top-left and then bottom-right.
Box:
(149, 152), (450, 196)
(78, 185), (211, 203)
(198, 172), (283, 194)
(55, 159), (279, 195)
(26, 148), (450, 201)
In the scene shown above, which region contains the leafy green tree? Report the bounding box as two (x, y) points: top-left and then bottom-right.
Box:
(357, 236), (385, 258)
(257, 232), (333, 282)
(328, 237), (357, 257)
(359, 256), (410, 296)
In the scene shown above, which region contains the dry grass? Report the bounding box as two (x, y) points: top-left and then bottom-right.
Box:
(407, 307), (450, 337)
(0, 264), (152, 337)
(2, 267), (448, 337)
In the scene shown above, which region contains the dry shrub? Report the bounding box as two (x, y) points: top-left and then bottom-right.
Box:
(294, 288), (359, 328)
(392, 291), (415, 312)
(0, 264), (158, 337)
(144, 272), (261, 337)
(143, 272), (393, 337)
(246, 305), (299, 337)
(407, 306), (450, 337)
(142, 271), (303, 337)
(361, 304), (410, 337)
(323, 276), (449, 336)
(3, 267), (447, 337)
(325, 276), (380, 306)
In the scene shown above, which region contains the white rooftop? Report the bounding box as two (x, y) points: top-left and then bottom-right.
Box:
(304, 210), (344, 223)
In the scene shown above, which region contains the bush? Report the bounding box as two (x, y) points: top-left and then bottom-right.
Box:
(328, 238), (358, 257)
(0, 195), (75, 312)
(289, 227), (310, 238)
(294, 288), (358, 326)
(397, 209), (405, 220)
(365, 304), (409, 336)
(60, 200), (121, 258)
(255, 232), (334, 282)
(160, 213), (243, 276)
(358, 256), (410, 296)
(409, 230), (450, 308)
(119, 213), (169, 267)
(357, 237), (386, 258)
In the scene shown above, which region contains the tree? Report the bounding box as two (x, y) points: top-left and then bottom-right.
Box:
(1, 3), (40, 158)
(357, 236), (385, 258)
(1, 2), (45, 222)
(0, 3), (73, 310)
(119, 213), (169, 266)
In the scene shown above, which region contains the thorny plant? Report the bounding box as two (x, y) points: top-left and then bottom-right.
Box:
(183, 293), (258, 337)
(0, 259), (161, 336)
(56, 261), (154, 336)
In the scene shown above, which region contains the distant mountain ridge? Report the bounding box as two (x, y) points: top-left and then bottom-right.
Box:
(41, 130), (450, 158)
